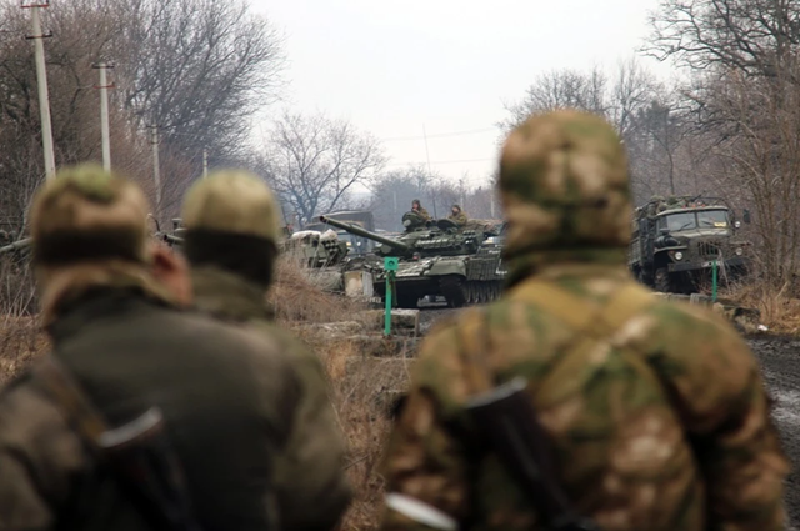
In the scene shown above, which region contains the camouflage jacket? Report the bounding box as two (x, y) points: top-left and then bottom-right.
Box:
(379, 264), (788, 531)
(0, 285), (308, 531)
(415, 208), (431, 221)
(447, 212), (467, 225)
(190, 266), (353, 531)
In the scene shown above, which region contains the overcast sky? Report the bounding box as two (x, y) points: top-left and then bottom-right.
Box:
(249, 0), (675, 193)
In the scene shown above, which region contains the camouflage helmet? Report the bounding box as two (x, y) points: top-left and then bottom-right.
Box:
(180, 169), (280, 287)
(181, 170), (280, 241)
(29, 163), (151, 266)
(498, 109), (631, 260)
(451, 204), (461, 211)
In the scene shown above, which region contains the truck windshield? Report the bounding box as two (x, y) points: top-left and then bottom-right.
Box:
(696, 209), (728, 227)
(663, 212), (697, 231)
(661, 209), (729, 231)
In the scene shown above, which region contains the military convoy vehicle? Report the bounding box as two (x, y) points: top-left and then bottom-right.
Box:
(279, 229), (349, 292)
(629, 195), (751, 293)
(476, 221), (507, 279)
(304, 210), (376, 256)
(320, 212), (504, 308)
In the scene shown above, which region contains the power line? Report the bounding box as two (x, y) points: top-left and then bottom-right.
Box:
(381, 126), (499, 142)
(384, 157), (495, 168)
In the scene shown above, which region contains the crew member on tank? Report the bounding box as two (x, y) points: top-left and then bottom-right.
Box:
(411, 199), (431, 221)
(448, 204), (467, 226)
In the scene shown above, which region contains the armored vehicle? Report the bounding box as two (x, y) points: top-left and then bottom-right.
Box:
(476, 221), (507, 279)
(304, 210), (377, 256)
(320, 212), (504, 308)
(279, 229), (349, 292)
(629, 195), (751, 293)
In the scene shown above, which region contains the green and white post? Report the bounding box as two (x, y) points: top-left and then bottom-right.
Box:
(384, 257), (398, 337)
(711, 259), (717, 303)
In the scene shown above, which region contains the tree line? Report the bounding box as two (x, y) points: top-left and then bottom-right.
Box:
(2, 0), (799, 293)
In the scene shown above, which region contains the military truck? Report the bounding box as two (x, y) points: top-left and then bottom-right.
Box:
(629, 195), (751, 293)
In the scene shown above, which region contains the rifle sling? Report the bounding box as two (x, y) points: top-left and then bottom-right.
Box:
(468, 280), (656, 528)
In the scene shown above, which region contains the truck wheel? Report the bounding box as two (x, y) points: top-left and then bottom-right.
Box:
(654, 268), (670, 293)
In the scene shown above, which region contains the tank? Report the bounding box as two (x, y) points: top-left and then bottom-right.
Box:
(319, 212), (504, 308)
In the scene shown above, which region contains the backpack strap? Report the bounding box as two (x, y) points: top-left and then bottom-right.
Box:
(31, 355), (108, 459)
(456, 278), (658, 397)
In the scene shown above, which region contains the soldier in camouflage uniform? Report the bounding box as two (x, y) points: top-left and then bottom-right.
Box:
(379, 110), (788, 531)
(179, 169), (352, 531)
(447, 204), (467, 226)
(411, 199), (431, 220)
(0, 164), (318, 530)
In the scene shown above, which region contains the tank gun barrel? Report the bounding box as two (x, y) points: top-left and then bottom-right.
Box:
(319, 216), (411, 255)
(0, 237), (32, 255)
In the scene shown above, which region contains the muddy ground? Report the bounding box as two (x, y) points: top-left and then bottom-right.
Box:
(751, 336), (800, 530)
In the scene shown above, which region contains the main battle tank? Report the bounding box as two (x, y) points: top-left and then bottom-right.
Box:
(320, 211), (504, 308)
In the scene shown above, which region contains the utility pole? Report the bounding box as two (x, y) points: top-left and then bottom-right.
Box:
(202, 148), (208, 178)
(149, 123), (161, 220)
(91, 61), (115, 171)
(23, 1), (55, 180)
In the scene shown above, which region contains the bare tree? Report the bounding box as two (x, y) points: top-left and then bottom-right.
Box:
(646, 0), (800, 288)
(502, 65), (610, 128)
(260, 111), (386, 225)
(644, 0), (800, 74)
(0, 0), (284, 236)
(502, 57), (661, 135)
(114, 0), (285, 162)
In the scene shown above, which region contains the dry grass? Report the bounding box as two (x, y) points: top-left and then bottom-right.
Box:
(270, 257), (368, 323)
(311, 335), (412, 530)
(0, 313), (47, 385)
(0, 257), (412, 530)
(271, 257), (412, 530)
(721, 280), (800, 334)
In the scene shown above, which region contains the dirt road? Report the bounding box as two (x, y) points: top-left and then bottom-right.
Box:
(752, 336), (800, 530)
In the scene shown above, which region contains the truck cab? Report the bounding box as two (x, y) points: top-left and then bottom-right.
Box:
(630, 195), (750, 293)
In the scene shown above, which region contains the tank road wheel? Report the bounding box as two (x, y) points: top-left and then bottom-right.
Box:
(490, 283), (500, 301)
(654, 267), (670, 293)
(441, 276), (466, 308)
(466, 282), (475, 304)
(394, 290), (419, 308)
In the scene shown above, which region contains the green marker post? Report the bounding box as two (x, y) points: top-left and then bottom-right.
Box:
(384, 257), (398, 337)
(711, 259), (717, 302)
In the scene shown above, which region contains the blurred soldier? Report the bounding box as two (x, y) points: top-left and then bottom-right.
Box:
(447, 204), (467, 226)
(411, 199), (431, 220)
(0, 164), (313, 530)
(179, 169), (352, 531)
(379, 111), (787, 531)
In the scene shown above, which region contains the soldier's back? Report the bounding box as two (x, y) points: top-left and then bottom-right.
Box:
(189, 267), (352, 530)
(6, 288), (300, 530)
(383, 272), (787, 530)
